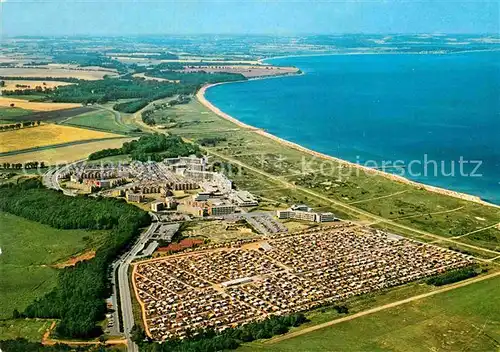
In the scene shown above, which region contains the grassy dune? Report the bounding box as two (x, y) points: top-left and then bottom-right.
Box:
(63, 109), (136, 134)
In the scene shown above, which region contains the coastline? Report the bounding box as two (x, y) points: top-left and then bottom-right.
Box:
(196, 82), (499, 209)
(259, 48), (500, 64)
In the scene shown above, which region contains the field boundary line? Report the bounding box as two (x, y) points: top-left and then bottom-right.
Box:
(264, 271), (500, 345)
(348, 190), (408, 204)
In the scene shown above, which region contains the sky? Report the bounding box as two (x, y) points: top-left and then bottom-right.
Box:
(0, 0), (498, 37)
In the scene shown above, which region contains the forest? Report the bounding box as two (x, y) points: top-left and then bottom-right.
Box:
(426, 266), (481, 286)
(88, 133), (200, 162)
(48, 77), (195, 106)
(0, 339), (94, 352)
(0, 179), (150, 338)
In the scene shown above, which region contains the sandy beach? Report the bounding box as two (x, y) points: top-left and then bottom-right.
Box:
(197, 83), (499, 209)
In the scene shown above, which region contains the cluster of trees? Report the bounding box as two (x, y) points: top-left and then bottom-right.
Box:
(141, 108), (157, 126)
(0, 120), (41, 132)
(0, 76), (82, 83)
(113, 99), (150, 113)
(88, 133), (200, 162)
(0, 179), (150, 337)
(136, 313), (308, 352)
(197, 136), (227, 147)
(140, 95), (191, 126)
(1, 161), (45, 169)
(426, 266), (481, 286)
(52, 52), (128, 73)
(46, 77), (194, 106)
(0, 338), (94, 352)
(2, 86), (54, 96)
(168, 94), (191, 106)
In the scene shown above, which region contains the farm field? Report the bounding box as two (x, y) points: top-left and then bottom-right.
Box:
(0, 137), (134, 165)
(63, 109), (136, 134)
(1, 106), (96, 122)
(0, 80), (73, 91)
(240, 275), (500, 352)
(0, 211), (107, 319)
(0, 66), (117, 80)
(0, 96), (81, 111)
(0, 124), (122, 153)
(0, 107), (32, 119)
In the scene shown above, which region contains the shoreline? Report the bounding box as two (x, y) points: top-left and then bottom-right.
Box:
(259, 48), (500, 63)
(196, 82), (499, 209)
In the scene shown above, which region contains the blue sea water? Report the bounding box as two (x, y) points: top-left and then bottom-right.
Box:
(205, 52), (500, 204)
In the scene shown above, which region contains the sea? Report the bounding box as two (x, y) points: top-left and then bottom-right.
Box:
(205, 51), (500, 205)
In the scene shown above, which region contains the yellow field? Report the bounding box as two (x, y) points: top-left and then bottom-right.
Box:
(0, 138), (133, 165)
(0, 97), (81, 111)
(0, 124), (122, 153)
(0, 67), (116, 80)
(0, 80), (73, 90)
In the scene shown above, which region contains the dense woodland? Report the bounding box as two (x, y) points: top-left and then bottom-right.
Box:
(426, 266), (481, 286)
(88, 133), (200, 162)
(49, 78), (195, 106)
(0, 339), (93, 352)
(0, 179), (150, 338)
(135, 313), (308, 352)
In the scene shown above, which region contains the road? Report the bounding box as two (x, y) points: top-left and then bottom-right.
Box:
(265, 270), (500, 345)
(42, 160), (86, 196)
(114, 221), (159, 352)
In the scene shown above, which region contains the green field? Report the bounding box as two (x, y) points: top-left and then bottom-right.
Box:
(240, 276), (500, 351)
(0, 319), (52, 342)
(0, 107), (32, 119)
(0, 211), (107, 319)
(154, 99), (500, 258)
(63, 108), (136, 134)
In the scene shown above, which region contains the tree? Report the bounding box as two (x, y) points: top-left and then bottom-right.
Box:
(131, 324), (146, 344)
(12, 309), (21, 319)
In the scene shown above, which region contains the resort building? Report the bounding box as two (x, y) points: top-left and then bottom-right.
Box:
(126, 191), (144, 203)
(207, 200), (237, 216)
(151, 201), (165, 212)
(277, 206), (336, 223)
(229, 190), (259, 207)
